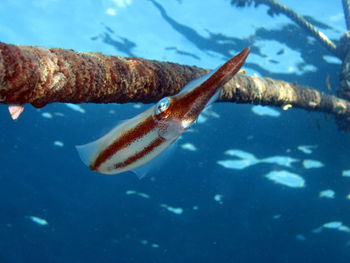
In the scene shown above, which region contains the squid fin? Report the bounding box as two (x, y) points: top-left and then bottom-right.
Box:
(8, 104), (24, 120)
(76, 138), (103, 168)
(132, 141), (177, 179)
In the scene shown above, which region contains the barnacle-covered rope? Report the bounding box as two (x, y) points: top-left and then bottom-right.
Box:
(231, 0), (339, 57)
(342, 0), (350, 30)
(1, 42), (350, 129)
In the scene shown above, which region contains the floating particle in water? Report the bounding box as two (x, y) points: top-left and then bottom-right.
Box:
(323, 221), (342, 229)
(251, 105), (281, 117)
(214, 194), (223, 204)
(218, 149), (258, 170)
(197, 114), (207, 124)
(160, 204), (183, 215)
(295, 234), (306, 241)
(281, 104), (292, 111)
(322, 55), (341, 64)
(53, 141), (64, 147)
(312, 227), (323, 234)
(319, 189), (335, 199)
(140, 239), (160, 248)
(273, 214), (281, 219)
(261, 156), (299, 167)
(219, 150), (299, 170)
(346, 194), (350, 200)
(181, 143), (197, 151)
(133, 104), (142, 109)
(317, 221), (350, 233)
(151, 243), (160, 248)
(27, 216), (48, 226)
(303, 159), (324, 169)
(41, 112), (53, 119)
(342, 170), (350, 177)
(224, 149), (257, 160)
(54, 112), (65, 117)
(192, 206), (199, 210)
(265, 170), (305, 188)
(217, 159), (255, 170)
(65, 103), (86, 113)
(297, 145), (317, 154)
(140, 240), (148, 245)
(125, 190), (150, 199)
(339, 225), (350, 232)
(302, 64), (317, 73)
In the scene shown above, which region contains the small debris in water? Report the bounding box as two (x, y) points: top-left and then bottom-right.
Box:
(41, 112), (53, 119)
(319, 189), (335, 199)
(181, 143), (197, 151)
(252, 105), (281, 117)
(125, 190), (150, 199)
(160, 204), (183, 215)
(297, 145), (317, 154)
(214, 194), (223, 204)
(302, 159), (324, 169)
(53, 141), (64, 147)
(65, 103), (86, 113)
(265, 170), (305, 188)
(27, 216), (48, 226)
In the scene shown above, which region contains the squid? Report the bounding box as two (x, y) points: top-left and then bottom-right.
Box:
(77, 47), (250, 177)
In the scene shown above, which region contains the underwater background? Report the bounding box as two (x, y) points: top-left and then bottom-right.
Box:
(1, 0), (350, 262)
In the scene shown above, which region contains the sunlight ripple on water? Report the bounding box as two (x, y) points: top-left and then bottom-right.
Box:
(265, 170), (305, 188)
(251, 105), (281, 117)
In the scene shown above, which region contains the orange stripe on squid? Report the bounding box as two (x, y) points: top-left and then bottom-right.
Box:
(91, 115), (157, 170)
(115, 137), (165, 169)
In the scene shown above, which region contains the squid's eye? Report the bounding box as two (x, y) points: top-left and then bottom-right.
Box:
(155, 97), (170, 115)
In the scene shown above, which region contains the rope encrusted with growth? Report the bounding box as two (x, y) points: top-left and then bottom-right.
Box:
(231, 0), (339, 57)
(1, 42), (350, 127)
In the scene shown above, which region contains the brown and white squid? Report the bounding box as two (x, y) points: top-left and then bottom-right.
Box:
(77, 47), (250, 177)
